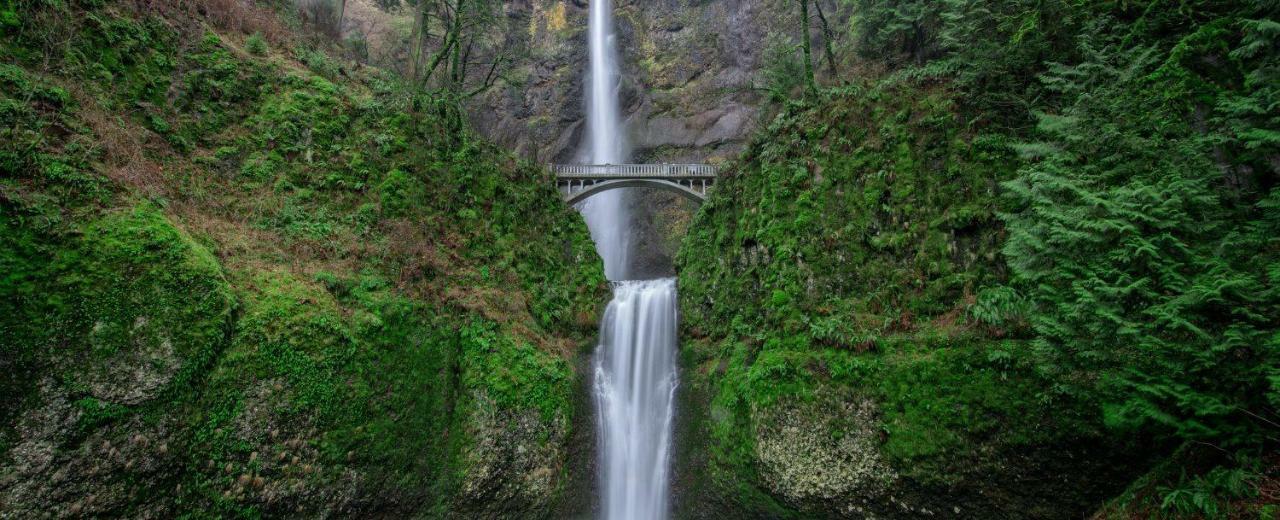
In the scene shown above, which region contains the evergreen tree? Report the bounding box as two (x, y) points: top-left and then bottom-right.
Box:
(1002, 12), (1279, 448)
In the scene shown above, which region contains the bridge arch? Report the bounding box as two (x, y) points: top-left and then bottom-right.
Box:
(552, 163), (717, 205)
(564, 179), (707, 205)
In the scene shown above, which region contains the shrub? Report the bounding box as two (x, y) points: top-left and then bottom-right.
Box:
(245, 32), (267, 56)
(759, 31), (805, 103)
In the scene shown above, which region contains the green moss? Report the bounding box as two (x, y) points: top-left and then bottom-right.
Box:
(458, 320), (574, 421)
(73, 397), (131, 435)
(0, 201), (235, 459)
(70, 205), (234, 379)
(232, 270), (351, 409)
(377, 168), (424, 217)
(675, 81), (1109, 514)
(872, 339), (1098, 485)
(2, 203), (233, 384)
(0, 1), (18, 28)
(0, 2), (602, 516)
(0, 62), (69, 105)
(0, 62), (105, 200)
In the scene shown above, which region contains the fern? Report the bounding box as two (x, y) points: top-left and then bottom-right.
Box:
(1158, 466), (1260, 519)
(1002, 9), (1280, 450)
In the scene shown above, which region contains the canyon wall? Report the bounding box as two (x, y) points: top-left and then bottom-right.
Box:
(473, 0), (831, 165)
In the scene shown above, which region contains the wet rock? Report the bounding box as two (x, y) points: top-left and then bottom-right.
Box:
(82, 317), (180, 406)
(471, 0), (847, 164)
(454, 391), (569, 516)
(0, 378), (183, 519)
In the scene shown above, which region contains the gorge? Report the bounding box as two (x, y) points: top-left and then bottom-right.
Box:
(579, 0), (680, 518)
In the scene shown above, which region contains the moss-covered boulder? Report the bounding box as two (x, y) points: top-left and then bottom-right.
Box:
(0, 204), (235, 517)
(751, 390), (895, 513)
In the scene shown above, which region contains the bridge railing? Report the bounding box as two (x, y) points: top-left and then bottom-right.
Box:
(550, 163), (717, 178)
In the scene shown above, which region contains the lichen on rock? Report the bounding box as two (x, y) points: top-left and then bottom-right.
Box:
(752, 392), (897, 508)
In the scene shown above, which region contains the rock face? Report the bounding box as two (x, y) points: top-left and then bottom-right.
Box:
(455, 391), (568, 515)
(0, 207), (236, 520)
(475, 0), (839, 278)
(753, 392), (897, 512)
(672, 85), (1146, 518)
(472, 0), (814, 164)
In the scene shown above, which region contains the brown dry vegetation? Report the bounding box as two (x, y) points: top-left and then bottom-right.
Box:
(129, 0), (292, 43)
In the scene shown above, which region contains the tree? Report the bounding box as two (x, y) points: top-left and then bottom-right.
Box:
(337, 0), (347, 35)
(1002, 14), (1280, 449)
(813, 0), (837, 75)
(798, 0), (815, 94)
(407, 0), (427, 80)
(397, 0), (512, 100)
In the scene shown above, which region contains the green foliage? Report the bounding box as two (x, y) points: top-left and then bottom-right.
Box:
(848, 0), (1083, 125)
(0, 1), (18, 28)
(2, 202), (234, 377)
(760, 32), (806, 103)
(377, 168), (424, 217)
(0, 203), (236, 448)
(296, 45), (342, 78)
(70, 205), (234, 377)
(0, 1), (605, 516)
(73, 397), (131, 436)
(1001, 9), (1279, 449)
(171, 32), (272, 147)
(675, 78), (1099, 513)
(0, 61), (105, 200)
(245, 32), (268, 56)
(967, 285), (1030, 331)
(1158, 465), (1259, 519)
(680, 83), (1011, 346)
(1099, 447), (1273, 520)
(873, 339), (1091, 485)
(458, 320), (574, 420)
(683, 0), (1280, 514)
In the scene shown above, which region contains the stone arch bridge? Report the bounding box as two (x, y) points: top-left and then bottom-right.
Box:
(552, 164), (716, 205)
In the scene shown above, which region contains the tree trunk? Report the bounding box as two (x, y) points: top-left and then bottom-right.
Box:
(422, 0), (461, 87)
(449, 0), (465, 90)
(408, 0), (426, 80)
(813, 0), (837, 75)
(337, 0), (348, 38)
(799, 0), (815, 94)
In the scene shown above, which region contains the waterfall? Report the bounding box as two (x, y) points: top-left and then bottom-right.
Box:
(593, 279), (679, 520)
(579, 0), (628, 279)
(575, 0), (679, 519)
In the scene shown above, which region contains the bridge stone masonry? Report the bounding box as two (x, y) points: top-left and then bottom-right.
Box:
(551, 163), (717, 205)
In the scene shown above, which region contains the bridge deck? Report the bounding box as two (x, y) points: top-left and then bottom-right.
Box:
(551, 163), (717, 204)
(550, 163), (716, 178)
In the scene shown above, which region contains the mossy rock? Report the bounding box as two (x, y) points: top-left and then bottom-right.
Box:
(1, 2), (604, 516)
(0, 204), (235, 517)
(2, 203), (234, 409)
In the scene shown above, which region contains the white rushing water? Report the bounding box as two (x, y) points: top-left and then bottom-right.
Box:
(576, 0), (679, 519)
(579, 0), (628, 279)
(593, 279), (679, 520)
